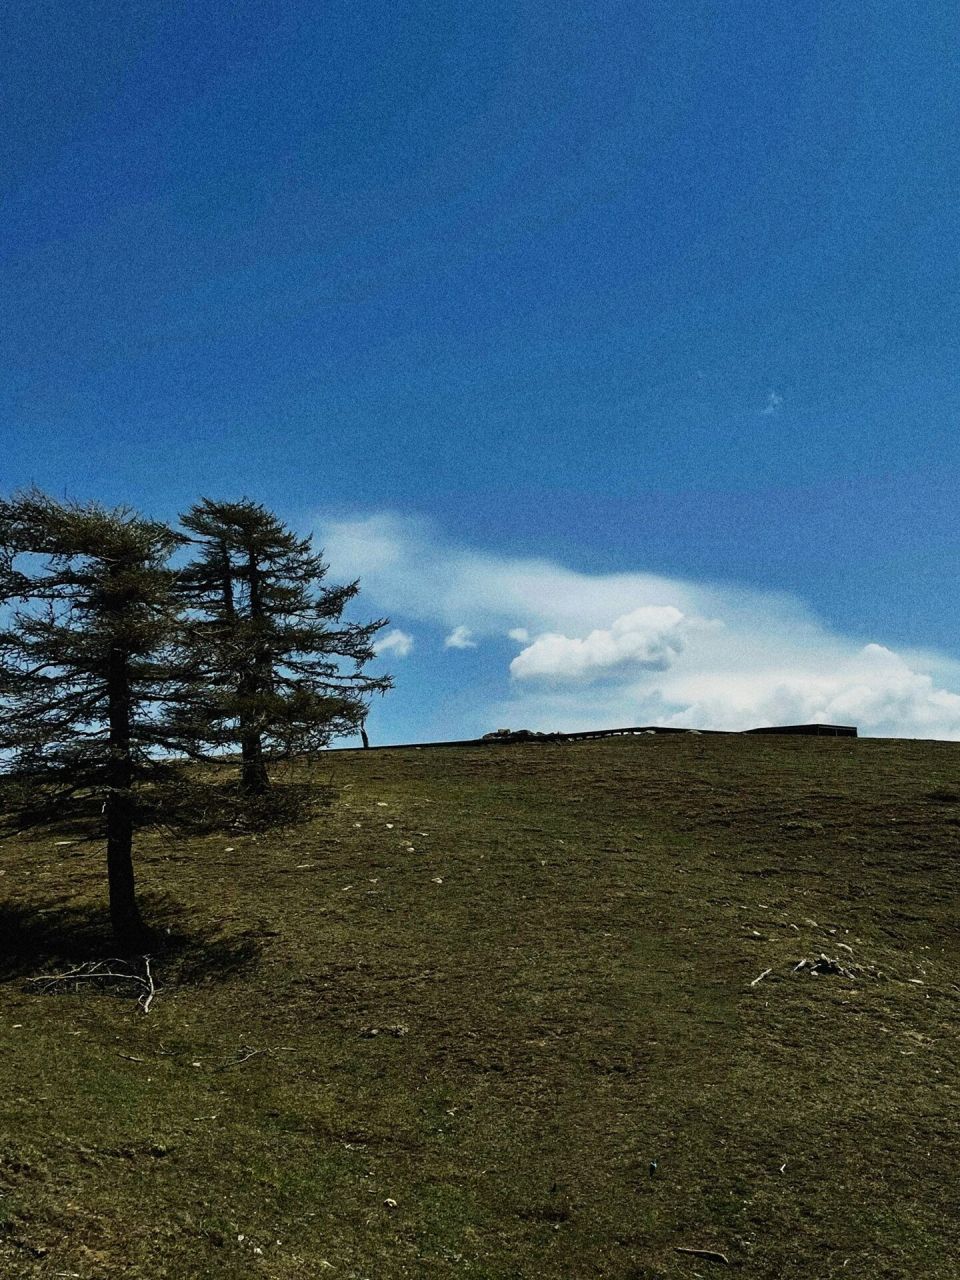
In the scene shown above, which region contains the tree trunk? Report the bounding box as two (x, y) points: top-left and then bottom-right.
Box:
(106, 643), (146, 950)
(106, 784), (144, 950)
(219, 539), (236, 620)
(238, 547), (271, 795)
(240, 732), (269, 795)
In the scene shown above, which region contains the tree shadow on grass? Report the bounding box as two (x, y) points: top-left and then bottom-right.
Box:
(144, 774), (335, 834)
(0, 774), (335, 843)
(0, 895), (263, 992)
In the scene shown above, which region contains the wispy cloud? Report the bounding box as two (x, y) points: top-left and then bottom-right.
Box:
(761, 389), (783, 416)
(319, 512), (960, 739)
(444, 625), (477, 650)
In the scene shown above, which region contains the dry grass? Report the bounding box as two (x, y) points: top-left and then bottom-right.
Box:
(0, 734), (958, 1277)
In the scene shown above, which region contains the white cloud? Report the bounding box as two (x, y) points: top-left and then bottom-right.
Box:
(655, 643), (960, 735)
(444, 625), (477, 650)
(319, 512), (960, 739)
(374, 628), (414, 659)
(320, 511), (710, 632)
(510, 606), (693, 681)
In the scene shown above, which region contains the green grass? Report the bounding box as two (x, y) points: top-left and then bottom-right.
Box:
(0, 734), (958, 1278)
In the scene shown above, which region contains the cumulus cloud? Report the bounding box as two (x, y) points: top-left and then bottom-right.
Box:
(656, 643), (960, 735)
(510, 606), (692, 681)
(319, 512), (960, 739)
(444, 625), (477, 650)
(374, 628), (414, 659)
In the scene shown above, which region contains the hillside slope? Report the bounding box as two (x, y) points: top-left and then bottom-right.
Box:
(1, 735), (958, 1278)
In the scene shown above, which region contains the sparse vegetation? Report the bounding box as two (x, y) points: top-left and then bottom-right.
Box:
(1, 733), (957, 1277)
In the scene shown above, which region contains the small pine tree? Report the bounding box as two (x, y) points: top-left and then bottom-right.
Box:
(176, 499), (391, 793)
(0, 491), (184, 949)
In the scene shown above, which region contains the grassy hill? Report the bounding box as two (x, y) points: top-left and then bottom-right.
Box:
(0, 734), (958, 1278)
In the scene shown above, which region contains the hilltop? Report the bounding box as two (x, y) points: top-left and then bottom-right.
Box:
(0, 734), (958, 1278)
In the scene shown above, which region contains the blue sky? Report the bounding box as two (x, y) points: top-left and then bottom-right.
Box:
(4, 2), (960, 742)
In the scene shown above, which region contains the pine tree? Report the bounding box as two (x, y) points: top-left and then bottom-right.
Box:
(176, 499), (391, 793)
(0, 491), (183, 949)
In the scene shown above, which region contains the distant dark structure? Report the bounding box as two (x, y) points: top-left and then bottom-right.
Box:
(483, 725), (696, 743)
(481, 728), (562, 744)
(332, 721), (860, 752)
(744, 723), (857, 738)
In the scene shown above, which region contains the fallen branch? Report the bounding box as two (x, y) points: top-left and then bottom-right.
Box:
(30, 962), (126, 987)
(217, 1044), (266, 1070)
(28, 955), (159, 1013)
(232, 1045), (263, 1065)
(139, 957), (156, 1014)
(675, 1246), (730, 1264)
(750, 967), (773, 987)
(215, 1043), (296, 1070)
